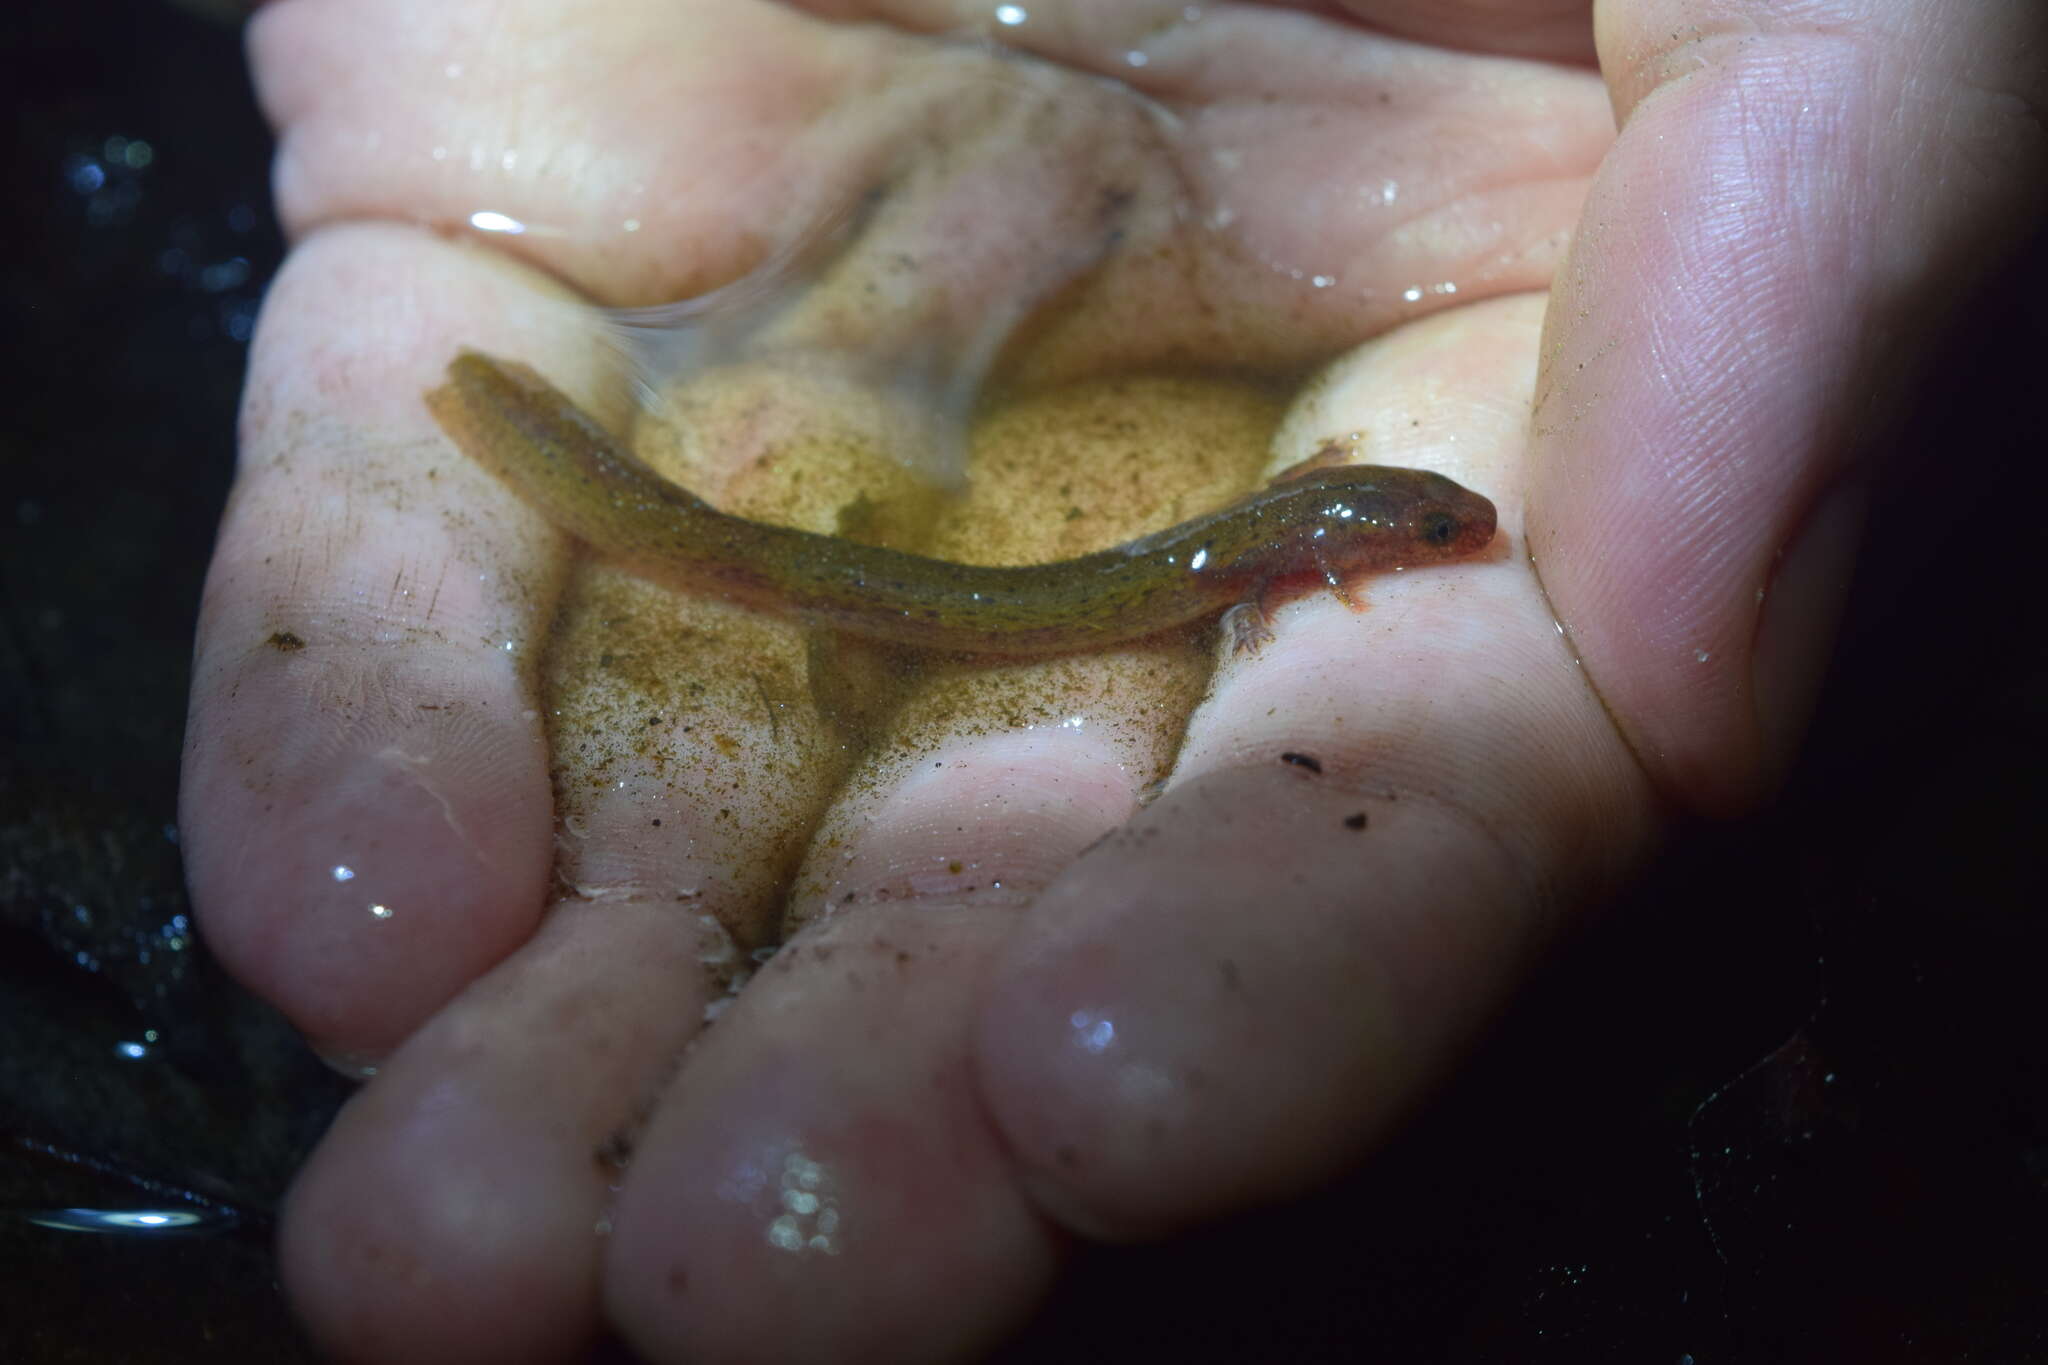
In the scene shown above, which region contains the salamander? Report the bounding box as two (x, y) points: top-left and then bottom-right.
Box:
(425, 351), (1496, 655)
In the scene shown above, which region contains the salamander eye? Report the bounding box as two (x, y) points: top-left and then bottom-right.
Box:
(1420, 510), (1458, 547)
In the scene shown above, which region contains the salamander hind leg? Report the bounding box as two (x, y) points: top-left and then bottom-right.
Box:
(1221, 599), (1276, 656)
(1263, 440), (1353, 487)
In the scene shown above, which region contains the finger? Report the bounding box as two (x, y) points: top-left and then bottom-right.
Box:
(179, 224), (606, 1063)
(278, 900), (716, 1365)
(1528, 0), (2048, 814)
(604, 901), (1063, 1364)
(973, 297), (1655, 1237)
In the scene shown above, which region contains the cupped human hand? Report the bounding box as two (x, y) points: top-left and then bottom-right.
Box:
(178, 0), (2045, 1360)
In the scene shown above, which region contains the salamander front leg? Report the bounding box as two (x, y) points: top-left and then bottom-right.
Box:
(1264, 440), (1351, 486)
(1314, 548), (1368, 613)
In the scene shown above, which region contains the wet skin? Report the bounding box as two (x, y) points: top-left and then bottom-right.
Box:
(177, 0), (2042, 1361)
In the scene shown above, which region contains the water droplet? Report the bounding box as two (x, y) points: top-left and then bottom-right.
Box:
(65, 157), (106, 194)
(198, 257), (249, 293)
(1070, 1009), (1115, 1053)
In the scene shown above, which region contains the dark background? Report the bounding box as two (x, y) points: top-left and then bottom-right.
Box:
(4, 2), (2044, 1361)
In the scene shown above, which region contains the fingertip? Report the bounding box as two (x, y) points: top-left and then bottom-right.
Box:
(603, 1020), (1058, 1364)
(275, 899), (716, 1365)
(181, 645), (552, 1057)
(278, 1082), (599, 1365)
(972, 769), (1524, 1243)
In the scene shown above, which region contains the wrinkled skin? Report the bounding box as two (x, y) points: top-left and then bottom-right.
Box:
(180, 1), (2045, 1361)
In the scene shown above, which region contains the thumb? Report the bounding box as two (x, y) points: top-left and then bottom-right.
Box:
(1528, 0), (2048, 815)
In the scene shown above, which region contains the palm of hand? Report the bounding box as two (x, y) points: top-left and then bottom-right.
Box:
(178, 0), (1905, 1358)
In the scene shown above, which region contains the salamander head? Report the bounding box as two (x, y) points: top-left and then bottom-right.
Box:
(1283, 465), (1498, 572)
(1394, 468), (1498, 561)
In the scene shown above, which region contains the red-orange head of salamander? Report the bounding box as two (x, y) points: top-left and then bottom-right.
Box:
(1212, 464), (1497, 598)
